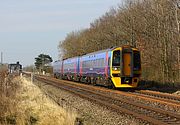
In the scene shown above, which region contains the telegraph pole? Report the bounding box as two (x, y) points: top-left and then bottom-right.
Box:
(1, 52), (3, 65)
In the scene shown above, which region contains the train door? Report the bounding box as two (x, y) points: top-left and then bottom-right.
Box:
(123, 52), (132, 76)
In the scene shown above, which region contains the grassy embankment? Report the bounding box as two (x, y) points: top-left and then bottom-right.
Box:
(0, 68), (77, 125)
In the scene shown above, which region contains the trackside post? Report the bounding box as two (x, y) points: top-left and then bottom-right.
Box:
(31, 72), (34, 83)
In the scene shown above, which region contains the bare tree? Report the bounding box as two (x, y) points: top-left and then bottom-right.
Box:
(58, 0), (180, 84)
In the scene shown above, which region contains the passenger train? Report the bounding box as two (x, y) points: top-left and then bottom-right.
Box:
(53, 45), (141, 88)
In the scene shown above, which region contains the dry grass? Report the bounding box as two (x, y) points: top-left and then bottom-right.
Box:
(0, 68), (77, 125)
(0, 67), (19, 125)
(16, 77), (77, 125)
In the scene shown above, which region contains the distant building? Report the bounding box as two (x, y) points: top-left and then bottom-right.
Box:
(8, 62), (22, 74)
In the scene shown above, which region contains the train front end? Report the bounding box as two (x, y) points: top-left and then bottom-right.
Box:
(111, 46), (141, 88)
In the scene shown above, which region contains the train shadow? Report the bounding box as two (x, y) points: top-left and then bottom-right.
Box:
(116, 88), (136, 92)
(93, 81), (180, 93)
(92, 84), (136, 92)
(137, 80), (180, 93)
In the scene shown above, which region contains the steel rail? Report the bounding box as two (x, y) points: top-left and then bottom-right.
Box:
(135, 90), (180, 102)
(35, 75), (180, 125)
(46, 75), (180, 108)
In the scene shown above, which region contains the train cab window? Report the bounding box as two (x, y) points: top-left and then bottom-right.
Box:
(133, 51), (141, 70)
(112, 50), (120, 66)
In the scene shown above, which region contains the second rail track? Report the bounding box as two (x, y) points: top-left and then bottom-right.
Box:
(28, 74), (180, 125)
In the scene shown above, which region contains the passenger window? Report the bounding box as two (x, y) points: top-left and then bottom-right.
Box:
(112, 50), (120, 66)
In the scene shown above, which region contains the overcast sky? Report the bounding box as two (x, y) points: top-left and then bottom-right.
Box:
(0, 0), (121, 66)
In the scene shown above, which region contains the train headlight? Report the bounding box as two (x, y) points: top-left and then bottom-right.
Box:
(125, 80), (129, 83)
(124, 78), (130, 83)
(113, 67), (119, 71)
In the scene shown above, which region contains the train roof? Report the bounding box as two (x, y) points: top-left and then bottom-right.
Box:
(53, 45), (138, 63)
(81, 47), (115, 57)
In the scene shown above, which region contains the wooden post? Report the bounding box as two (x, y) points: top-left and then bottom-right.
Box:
(31, 73), (34, 83)
(178, 45), (180, 82)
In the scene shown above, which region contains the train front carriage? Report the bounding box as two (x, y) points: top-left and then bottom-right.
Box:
(110, 46), (141, 88)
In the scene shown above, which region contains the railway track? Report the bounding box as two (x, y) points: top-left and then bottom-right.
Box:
(32, 75), (180, 125)
(135, 90), (180, 102)
(132, 90), (180, 106)
(73, 81), (180, 109)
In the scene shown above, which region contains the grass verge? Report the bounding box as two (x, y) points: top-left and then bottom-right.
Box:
(0, 70), (77, 125)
